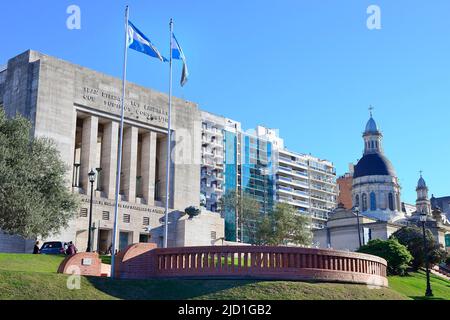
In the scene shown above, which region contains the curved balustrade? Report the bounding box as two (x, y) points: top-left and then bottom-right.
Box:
(115, 245), (388, 287)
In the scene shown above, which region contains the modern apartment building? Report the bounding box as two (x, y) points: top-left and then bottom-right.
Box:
(275, 150), (337, 229)
(200, 112), (337, 240)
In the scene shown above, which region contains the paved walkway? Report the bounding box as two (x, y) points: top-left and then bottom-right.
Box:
(431, 266), (450, 281)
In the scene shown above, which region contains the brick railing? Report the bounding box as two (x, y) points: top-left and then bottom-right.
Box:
(115, 244), (388, 287)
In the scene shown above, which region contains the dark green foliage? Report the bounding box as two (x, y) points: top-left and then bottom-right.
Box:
(0, 108), (79, 239)
(357, 239), (412, 275)
(390, 227), (447, 270)
(220, 190), (261, 243)
(255, 202), (312, 246)
(220, 192), (311, 246)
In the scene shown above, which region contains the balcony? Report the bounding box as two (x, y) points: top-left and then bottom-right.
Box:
(201, 158), (214, 167)
(310, 175), (335, 185)
(278, 166), (292, 173)
(278, 156), (308, 169)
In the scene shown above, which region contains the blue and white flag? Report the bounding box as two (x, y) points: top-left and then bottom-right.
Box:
(171, 33), (189, 86)
(127, 21), (167, 62)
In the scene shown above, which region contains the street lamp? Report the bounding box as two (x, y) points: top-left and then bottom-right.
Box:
(86, 169), (96, 253)
(353, 206), (362, 248)
(419, 210), (433, 297)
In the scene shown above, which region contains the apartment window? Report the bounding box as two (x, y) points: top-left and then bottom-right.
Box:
(211, 231), (217, 240)
(123, 214), (130, 223)
(102, 211), (110, 221)
(143, 217), (150, 226)
(80, 208), (88, 218)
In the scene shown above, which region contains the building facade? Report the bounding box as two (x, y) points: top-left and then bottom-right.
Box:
(275, 149), (336, 229)
(199, 113), (337, 241)
(336, 170), (353, 210)
(352, 113), (403, 222)
(313, 113), (450, 252)
(0, 50), (223, 253)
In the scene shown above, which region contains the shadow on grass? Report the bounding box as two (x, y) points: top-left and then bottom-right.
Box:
(86, 277), (254, 300)
(410, 296), (446, 301)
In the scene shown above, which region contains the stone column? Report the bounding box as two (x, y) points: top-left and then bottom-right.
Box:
(101, 121), (119, 199)
(157, 134), (169, 207)
(80, 116), (98, 194)
(141, 131), (157, 205)
(121, 126), (139, 203)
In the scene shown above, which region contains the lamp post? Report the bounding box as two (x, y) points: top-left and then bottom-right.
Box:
(86, 169), (96, 253)
(353, 206), (362, 248)
(419, 210), (433, 297)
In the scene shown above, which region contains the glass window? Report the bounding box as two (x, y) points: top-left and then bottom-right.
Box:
(370, 192), (376, 211)
(389, 193), (394, 211)
(355, 195), (360, 207)
(362, 193), (367, 211)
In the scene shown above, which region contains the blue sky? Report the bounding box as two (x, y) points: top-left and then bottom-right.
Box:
(1, 0), (449, 203)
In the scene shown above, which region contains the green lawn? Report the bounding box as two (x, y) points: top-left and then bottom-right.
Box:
(0, 253), (66, 273)
(0, 253), (448, 300)
(388, 270), (450, 300)
(0, 270), (406, 300)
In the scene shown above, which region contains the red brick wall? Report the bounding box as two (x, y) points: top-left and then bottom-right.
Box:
(114, 244), (388, 287)
(57, 252), (102, 277)
(337, 175), (353, 209)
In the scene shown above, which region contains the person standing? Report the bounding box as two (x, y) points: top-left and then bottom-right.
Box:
(33, 241), (40, 254)
(66, 241), (78, 255)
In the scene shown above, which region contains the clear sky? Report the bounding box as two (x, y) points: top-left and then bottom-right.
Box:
(1, 0), (449, 203)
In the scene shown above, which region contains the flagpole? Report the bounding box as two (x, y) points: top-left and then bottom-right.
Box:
(163, 18), (174, 248)
(110, 5), (129, 279)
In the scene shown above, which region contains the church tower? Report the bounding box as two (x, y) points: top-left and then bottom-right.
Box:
(416, 173), (431, 215)
(352, 108), (403, 222)
(363, 109), (383, 155)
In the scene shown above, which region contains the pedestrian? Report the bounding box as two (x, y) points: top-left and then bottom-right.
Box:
(67, 241), (78, 255)
(33, 241), (40, 254)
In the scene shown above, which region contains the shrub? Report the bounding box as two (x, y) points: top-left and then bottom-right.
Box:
(184, 206), (201, 218)
(390, 227), (447, 270)
(357, 239), (412, 275)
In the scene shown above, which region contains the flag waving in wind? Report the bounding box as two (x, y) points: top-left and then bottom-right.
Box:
(127, 21), (167, 62)
(171, 33), (189, 86)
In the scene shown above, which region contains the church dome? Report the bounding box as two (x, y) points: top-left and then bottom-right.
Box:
(417, 176), (427, 189)
(364, 117), (379, 134)
(353, 153), (396, 178)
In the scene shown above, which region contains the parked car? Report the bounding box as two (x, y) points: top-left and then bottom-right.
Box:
(39, 241), (68, 255)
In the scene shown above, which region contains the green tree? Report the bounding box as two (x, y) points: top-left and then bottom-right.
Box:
(220, 190), (261, 243)
(357, 239), (412, 275)
(256, 203), (312, 246)
(390, 226), (447, 271)
(0, 108), (79, 239)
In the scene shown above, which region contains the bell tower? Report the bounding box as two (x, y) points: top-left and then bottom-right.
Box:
(416, 172), (431, 215)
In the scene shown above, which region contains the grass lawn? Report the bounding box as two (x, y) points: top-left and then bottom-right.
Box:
(0, 270), (407, 300)
(388, 270), (450, 300)
(0, 253), (66, 273)
(0, 253), (448, 300)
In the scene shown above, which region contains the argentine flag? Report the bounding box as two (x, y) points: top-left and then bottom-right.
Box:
(171, 33), (189, 87)
(127, 21), (167, 62)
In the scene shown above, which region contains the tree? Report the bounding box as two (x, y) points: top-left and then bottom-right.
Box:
(0, 108), (79, 239)
(357, 239), (412, 275)
(255, 203), (312, 247)
(220, 190), (261, 243)
(390, 226), (447, 271)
